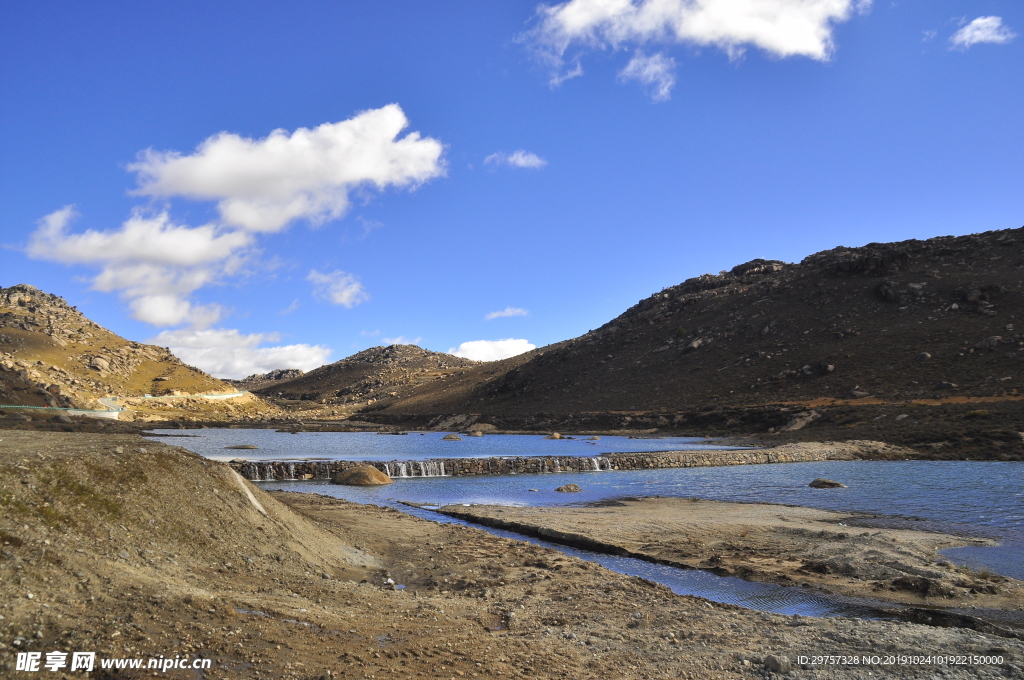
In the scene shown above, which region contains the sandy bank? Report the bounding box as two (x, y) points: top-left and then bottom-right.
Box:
(438, 498), (1024, 619)
(1, 431), (1021, 678)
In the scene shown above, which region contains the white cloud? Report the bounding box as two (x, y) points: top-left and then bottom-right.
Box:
(619, 50), (677, 100)
(527, 0), (869, 84)
(27, 207), (251, 327)
(485, 150), (548, 169)
(485, 307), (529, 320)
(150, 328), (332, 380)
(448, 338), (536, 362)
(130, 104), (445, 232)
(383, 336), (422, 346)
(950, 16), (1015, 49)
(307, 269), (369, 308)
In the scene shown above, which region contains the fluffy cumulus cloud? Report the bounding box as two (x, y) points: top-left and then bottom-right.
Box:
(527, 0), (870, 87)
(448, 338), (536, 362)
(950, 16), (1016, 49)
(149, 328), (331, 380)
(28, 206), (249, 326)
(307, 269), (369, 308)
(130, 104), (445, 232)
(618, 50), (677, 100)
(485, 150), (548, 169)
(485, 307), (529, 320)
(27, 105), (440, 331)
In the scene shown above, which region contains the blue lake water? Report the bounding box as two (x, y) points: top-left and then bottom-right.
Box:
(148, 430), (1024, 617)
(146, 428), (745, 462)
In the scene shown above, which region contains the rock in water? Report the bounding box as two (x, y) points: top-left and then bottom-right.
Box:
(467, 431), (483, 437)
(544, 432), (562, 440)
(332, 466), (393, 486)
(441, 433), (463, 441)
(808, 478), (847, 489)
(555, 483), (582, 493)
(585, 436), (600, 441)
(225, 444), (259, 449)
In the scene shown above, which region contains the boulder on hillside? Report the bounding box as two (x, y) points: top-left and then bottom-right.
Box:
(808, 478), (847, 489)
(441, 433), (463, 441)
(332, 466), (393, 486)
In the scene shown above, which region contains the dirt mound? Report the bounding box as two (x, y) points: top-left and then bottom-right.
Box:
(331, 465), (393, 485)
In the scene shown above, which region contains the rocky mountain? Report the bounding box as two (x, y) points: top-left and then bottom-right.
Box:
(0, 284), (274, 422)
(355, 227), (1024, 458)
(254, 344), (500, 417)
(228, 368), (306, 391)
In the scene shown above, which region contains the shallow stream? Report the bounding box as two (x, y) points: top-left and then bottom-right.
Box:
(148, 430), (1024, 619)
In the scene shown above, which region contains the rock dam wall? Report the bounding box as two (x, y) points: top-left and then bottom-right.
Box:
(229, 443), (862, 481)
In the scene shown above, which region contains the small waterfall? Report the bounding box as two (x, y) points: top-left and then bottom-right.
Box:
(286, 463), (296, 480)
(591, 457), (600, 471)
(383, 463), (393, 478)
(315, 462), (330, 479)
(240, 462), (258, 480)
(393, 462), (409, 478)
(417, 461), (448, 477)
(259, 462), (276, 481)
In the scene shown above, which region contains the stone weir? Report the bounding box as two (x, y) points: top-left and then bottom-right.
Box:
(228, 443), (860, 481)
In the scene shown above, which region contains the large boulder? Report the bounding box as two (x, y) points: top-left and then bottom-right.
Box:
(441, 433), (462, 441)
(544, 432), (562, 440)
(808, 478), (847, 489)
(332, 466), (393, 486)
(555, 483), (582, 493)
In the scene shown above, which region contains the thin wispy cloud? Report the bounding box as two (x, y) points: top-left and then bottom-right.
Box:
(279, 299), (300, 315)
(383, 335), (422, 346)
(485, 150), (548, 169)
(618, 50), (677, 101)
(525, 0), (871, 88)
(448, 338), (536, 362)
(950, 16), (1016, 49)
(307, 269), (369, 308)
(485, 307), (529, 320)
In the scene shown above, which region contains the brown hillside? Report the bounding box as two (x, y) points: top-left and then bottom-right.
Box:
(0, 284), (275, 422)
(359, 227), (1024, 457)
(255, 344), (489, 417)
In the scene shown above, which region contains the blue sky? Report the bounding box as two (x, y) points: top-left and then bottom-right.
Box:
(1, 1), (1021, 378)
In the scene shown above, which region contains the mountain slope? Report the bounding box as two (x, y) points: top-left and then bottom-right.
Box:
(0, 284), (274, 421)
(358, 227), (1024, 455)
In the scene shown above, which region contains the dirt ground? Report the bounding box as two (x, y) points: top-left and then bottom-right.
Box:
(437, 498), (1024, 613)
(1, 432), (1023, 679)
